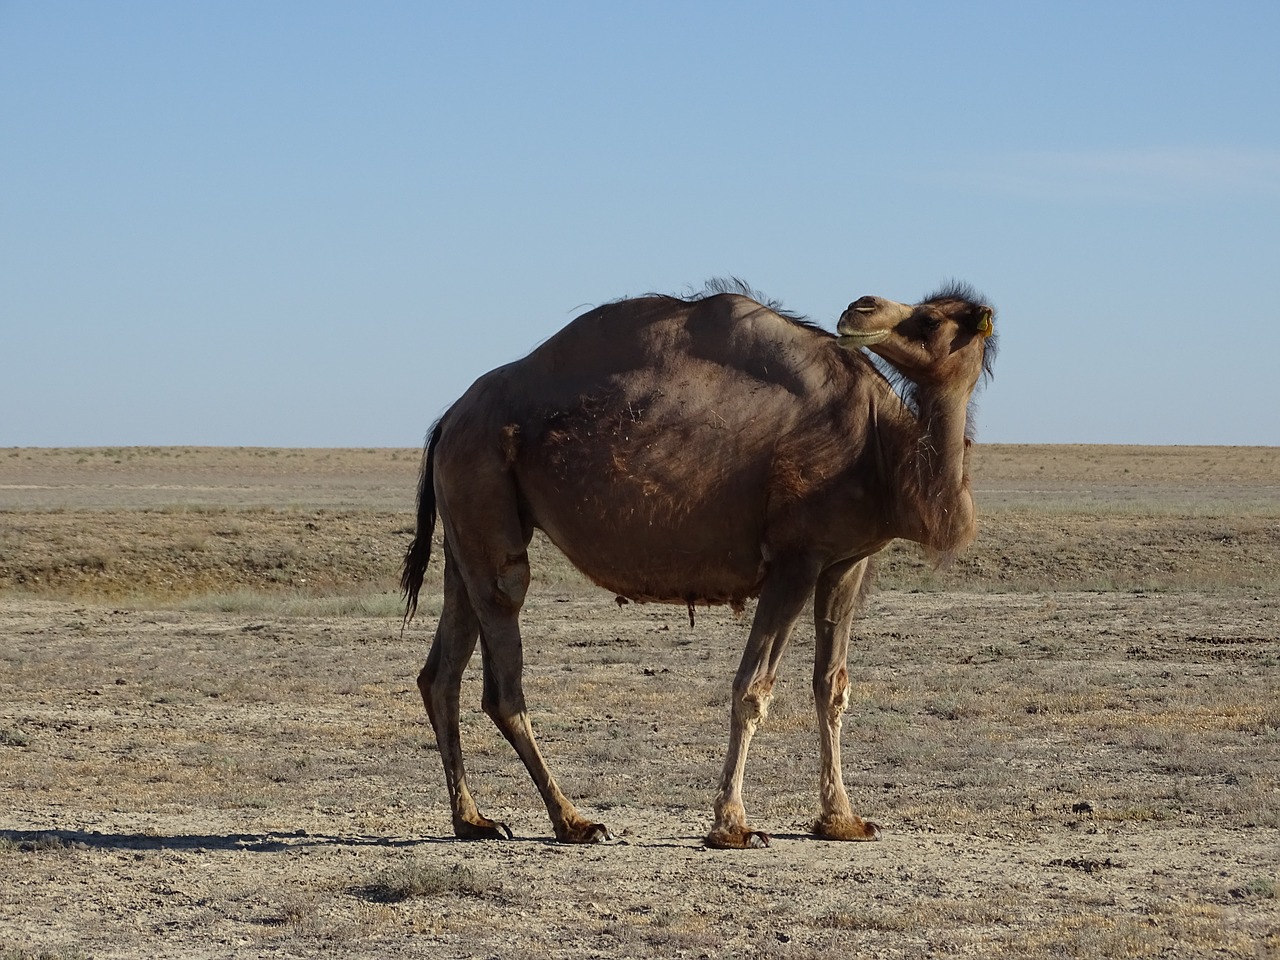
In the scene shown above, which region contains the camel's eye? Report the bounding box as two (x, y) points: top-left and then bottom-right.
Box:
(917, 314), (942, 339)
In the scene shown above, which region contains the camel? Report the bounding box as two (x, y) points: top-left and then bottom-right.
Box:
(402, 281), (997, 848)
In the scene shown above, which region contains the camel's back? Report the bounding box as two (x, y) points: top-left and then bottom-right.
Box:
(519, 293), (840, 403)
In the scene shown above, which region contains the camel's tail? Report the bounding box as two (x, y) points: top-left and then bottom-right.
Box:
(401, 419), (443, 623)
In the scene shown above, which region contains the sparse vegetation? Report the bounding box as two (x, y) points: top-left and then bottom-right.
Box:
(0, 728), (30, 749)
(1229, 877), (1276, 900)
(355, 860), (490, 902)
(0, 948), (86, 960)
(0, 833), (75, 854)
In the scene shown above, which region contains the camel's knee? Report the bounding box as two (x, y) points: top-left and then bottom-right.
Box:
(815, 667), (850, 720)
(480, 665), (526, 725)
(494, 552), (530, 609)
(419, 634), (471, 722)
(420, 631), (455, 688)
(734, 676), (776, 725)
(481, 695), (530, 738)
(418, 660), (449, 727)
(480, 682), (501, 723)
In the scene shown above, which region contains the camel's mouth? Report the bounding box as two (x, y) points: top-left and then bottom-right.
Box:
(835, 297), (911, 352)
(835, 330), (892, 350)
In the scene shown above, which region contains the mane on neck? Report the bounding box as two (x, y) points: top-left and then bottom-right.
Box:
(869, 368), (978, 561)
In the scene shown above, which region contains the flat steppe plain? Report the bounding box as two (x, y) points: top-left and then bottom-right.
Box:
(1, 445), (1277, 959)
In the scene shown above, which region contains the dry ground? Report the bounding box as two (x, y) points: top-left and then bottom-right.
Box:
(1, 445), (1277, 959)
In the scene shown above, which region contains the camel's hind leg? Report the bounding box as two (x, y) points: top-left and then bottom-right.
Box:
(419, 542), (511, 840)
(438, 472), (610, 844)
(811, 557), (880, 841)
(475, 599), (613, 843)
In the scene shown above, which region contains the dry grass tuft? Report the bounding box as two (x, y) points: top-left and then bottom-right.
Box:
(1229, 877), (1276, 900)
(0, 833), (76, 855)
(353, 860), (490, 903)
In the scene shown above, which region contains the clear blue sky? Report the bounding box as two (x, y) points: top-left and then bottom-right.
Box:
(3, 2), (1277, 447)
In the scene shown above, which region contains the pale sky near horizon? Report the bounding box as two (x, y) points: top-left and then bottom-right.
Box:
(3, 2), (1278, 447)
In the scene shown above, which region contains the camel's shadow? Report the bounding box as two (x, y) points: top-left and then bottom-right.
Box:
(0, 827), (706, 853)
(1, 827), (459, 854)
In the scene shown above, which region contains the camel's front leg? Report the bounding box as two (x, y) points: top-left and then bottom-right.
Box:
(812, 557), (880, 841)
(706, 564), (815, 849)
(707, 674), (775, 849)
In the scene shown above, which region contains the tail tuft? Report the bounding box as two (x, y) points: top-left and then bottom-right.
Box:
(401, 420), (443, 623)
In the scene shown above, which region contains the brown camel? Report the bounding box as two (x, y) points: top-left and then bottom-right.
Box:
(402, 281), (997, 848)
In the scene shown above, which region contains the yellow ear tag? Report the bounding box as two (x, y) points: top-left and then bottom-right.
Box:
(977, 311), (994, 338)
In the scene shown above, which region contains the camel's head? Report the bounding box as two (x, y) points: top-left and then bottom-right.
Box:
(836, 284), (997, 391)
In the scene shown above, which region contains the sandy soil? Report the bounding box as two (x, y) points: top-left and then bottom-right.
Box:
(1, 446), (1277, 958)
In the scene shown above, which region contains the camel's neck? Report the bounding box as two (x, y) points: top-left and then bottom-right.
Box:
(880, 382), (977, 556)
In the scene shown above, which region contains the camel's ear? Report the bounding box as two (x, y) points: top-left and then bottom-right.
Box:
(976, 309), (994, 339)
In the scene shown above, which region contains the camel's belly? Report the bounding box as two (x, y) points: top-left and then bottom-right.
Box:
(546, 526), (766, 609)
(525, 486), (768, 609)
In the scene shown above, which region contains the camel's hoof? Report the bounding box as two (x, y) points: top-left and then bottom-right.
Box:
(812, 814), (881, 842)
(705, 827), (772, 850)
(556, 821), (614, 844)
(454, 817), (513, 841)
